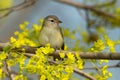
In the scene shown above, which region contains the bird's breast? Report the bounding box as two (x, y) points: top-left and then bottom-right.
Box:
(39, 27), (64, 48)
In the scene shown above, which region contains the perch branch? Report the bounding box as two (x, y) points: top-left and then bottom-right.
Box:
(0, 42), (120, 60)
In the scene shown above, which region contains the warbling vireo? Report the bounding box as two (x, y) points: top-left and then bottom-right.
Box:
(39, 15), (64, 50)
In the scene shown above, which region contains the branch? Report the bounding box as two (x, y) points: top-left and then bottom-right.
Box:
(74, 68), (96, 80)
(52, 50), (120, 60)
(84, 10), (92, 34)
(0, 42), (120, 60)
(3, 53), (16, 80)
(84, 62), (120, 70)
(94, 0), (117, 8)
(3, 67), (18, 77)
(0, 0), (36, 18)
(55, 0), (117, 19)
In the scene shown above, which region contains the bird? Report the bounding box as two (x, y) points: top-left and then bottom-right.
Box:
(39, 15), (64, 50)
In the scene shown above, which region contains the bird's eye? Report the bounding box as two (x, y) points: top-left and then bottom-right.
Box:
(50, 20), (54, 22)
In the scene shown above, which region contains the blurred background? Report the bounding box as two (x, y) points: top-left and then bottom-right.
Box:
(0, 0), (120, 80)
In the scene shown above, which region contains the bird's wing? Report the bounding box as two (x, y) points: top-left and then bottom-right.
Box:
(59, 27), (64, 50)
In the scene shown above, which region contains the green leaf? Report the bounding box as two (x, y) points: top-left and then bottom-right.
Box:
(3, 45), (12, 52)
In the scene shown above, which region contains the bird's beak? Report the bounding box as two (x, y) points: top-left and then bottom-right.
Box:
(59, 20), (62, 23)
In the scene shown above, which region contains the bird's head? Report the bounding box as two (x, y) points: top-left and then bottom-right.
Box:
(43, 15), (62, 28)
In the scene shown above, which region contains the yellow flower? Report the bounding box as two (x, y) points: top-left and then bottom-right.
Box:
(10, 37), (16, 43)
(104, 35), (115, 47)
(25, 64), (36, 73)
(102, 65), (108, 75)
(19, 21), (29, 30)
(110, 47), (115, 52)
(77, 60), (84, 69)
(24, 21), (29, 25)
(0, 68), (5, 78)
(104, 35), (116, 52)
(14, 75), (27, 80)
(65, 66), (73, 73)
(36, 44), (54, 54)
(7, 59), (16, 66)
(94, 39), (105, 51)
(33, 24), (41, 32)
(40, 75), (46, 80)
(64, 45), (68, 50)
(108, 72), (112, 77)
(61, 74), (69, 80)
(20, 24), (25, 30)
(0, 52), (7, 61)
(106, 39), (114, 47)
(115, 7), (120, 13)
(37, 65), (45, 74)
(39, 19), (44, 24)
(59, 52), (65, 58)
(67, 52), (74, 59)
(14, 31), (19, 35)
(63, 28), (70, 37)
(41, 47), (54, 54)
(99, 60), (108, 64)
(70, 34), (75, 39)
(67, 52), (75, 64)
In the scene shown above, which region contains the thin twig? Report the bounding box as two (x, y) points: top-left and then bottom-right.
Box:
(94, 0), (117, 8)
(55, 0), (117, 19)
(84, 63), (120, 70)
(0, 0), (36, 18)
(74, 68), (96, 80)
(4, 53), (15, 80)
(85, 10), (91, 34)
